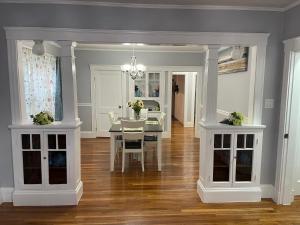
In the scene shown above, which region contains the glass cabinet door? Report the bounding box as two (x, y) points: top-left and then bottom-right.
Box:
(134, 73), (146, 97)
(212, 134), (232, 183)
(47, 134), (67, 185)
(234, 134), (254, 182)
(21, 134), (42, 185)
(148, 72), (160, 97)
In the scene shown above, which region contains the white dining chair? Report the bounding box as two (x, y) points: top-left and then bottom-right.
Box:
(121, 120), (145, 173)
(140, 108), (148, 120)
(108, 112), (122, 160)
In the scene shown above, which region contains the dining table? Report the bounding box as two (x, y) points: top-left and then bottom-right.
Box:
(109, 117), (163, 172)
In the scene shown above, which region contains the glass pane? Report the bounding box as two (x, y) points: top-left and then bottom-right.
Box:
(21, 134), (30, 149)
(23, 151), (42, 184)
(214, 134), (222, 148)
(148, 73), (160, 97)
(48, 134), (56, 149)
(213, 150), (230, 182)
(32, 134), (41, 149)
(58, 135), (66, 149)
(223, 134), (231, 148)
(246, 134), (254, 148)
(236, 150), (253, 181)
(48, 151), (67, 184)
(237, 134), (245, 148)
(134, 74), (146, 97)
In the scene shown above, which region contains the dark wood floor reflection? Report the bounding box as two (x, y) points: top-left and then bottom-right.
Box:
(1, 120), (300, 224)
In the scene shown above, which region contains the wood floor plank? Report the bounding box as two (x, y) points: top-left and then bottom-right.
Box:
(1, 120), (300, 224)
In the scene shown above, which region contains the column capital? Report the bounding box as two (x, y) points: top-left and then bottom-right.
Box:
(57, 41), (77, 57)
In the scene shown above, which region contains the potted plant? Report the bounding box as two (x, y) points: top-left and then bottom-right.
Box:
(128, 100), (144, 120)
(30, 111), (54, 125)
(220, 112), (244, 126)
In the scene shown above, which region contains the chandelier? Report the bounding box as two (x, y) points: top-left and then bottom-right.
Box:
(121, 45), (146, 80)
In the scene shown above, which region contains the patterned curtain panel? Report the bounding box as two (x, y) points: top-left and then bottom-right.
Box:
(55, 58), (63, 121)
(22, 47), (62, 121)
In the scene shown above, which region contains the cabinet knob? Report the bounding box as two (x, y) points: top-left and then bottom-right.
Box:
(43, 157), (47, 160)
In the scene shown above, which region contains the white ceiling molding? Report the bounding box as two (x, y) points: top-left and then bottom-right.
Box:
(0, 0), (295, 12)
(76, 43), (206, 53)
(284, 0), (300, 11)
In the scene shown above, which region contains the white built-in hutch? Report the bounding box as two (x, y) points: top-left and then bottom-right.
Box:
(7, 40), (82, 206)
(129, 71), (164, 119)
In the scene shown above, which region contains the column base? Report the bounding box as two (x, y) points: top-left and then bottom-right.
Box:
(197, 180), (261, 203)
(13, 181), (83, 206)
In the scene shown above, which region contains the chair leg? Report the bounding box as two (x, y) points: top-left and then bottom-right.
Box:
(141, 151), (144, 172)
(122, 150), (125, 173)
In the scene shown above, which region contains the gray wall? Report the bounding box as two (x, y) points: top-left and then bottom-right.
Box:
(284, 5), (300, 39)
(75, 50), (205, 131)
(0, 3), (286, 187)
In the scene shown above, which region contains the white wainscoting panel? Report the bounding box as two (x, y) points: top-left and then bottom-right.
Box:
(0, 187), (14, 203)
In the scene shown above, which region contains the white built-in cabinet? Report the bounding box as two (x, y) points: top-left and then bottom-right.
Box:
(129, 71), (165, 115)
(198, 123), (265, 203)
(10, 123), (82, 206)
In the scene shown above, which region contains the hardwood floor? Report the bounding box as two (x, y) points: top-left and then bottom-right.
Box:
(1, 120), (300, 224)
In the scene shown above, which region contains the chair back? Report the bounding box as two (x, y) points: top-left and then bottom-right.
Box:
(121, 120), (145, 141)
(108, 111), (117, 124)
(159, 112), (166, 129)
(140, 108), (148, 120)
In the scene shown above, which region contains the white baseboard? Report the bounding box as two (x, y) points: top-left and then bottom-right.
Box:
(162, 131), (171, 138)
(184, 122), (194, 128)
(13, 181), (83, 206)
(260, 184), (275, 199)
(81, 131), (96, 138)
(197, 180), (261, 203)
(0, 187), (14, 203)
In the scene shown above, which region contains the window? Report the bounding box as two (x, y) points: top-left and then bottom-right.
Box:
(22, 47), (62, 121)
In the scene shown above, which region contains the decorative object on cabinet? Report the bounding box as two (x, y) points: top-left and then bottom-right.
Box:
(121, 44), (146, 80)
(128, 100), (144, 120)
(220, 112), (244, 126)
(30, 111), (54, 125)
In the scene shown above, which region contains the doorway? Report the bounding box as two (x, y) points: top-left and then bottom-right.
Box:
(171, 72), (197, 133)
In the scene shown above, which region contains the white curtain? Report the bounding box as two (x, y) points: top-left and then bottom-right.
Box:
(22, 47), (57, 119)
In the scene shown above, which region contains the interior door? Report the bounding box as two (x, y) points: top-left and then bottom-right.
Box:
(95, 70), (124, 137)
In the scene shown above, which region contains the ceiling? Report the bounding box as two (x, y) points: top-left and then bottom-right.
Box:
(1, 0), (299, 10)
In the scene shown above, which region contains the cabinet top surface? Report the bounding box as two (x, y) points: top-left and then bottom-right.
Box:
(9, 121), (82, 130)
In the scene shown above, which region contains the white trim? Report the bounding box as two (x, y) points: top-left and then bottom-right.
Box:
(184, 122), (194, 128)
(261, 184), (275, 199)
(81, 131), (96, 138)
(275, 37), (300, 205)
(0, 187), (14, 203)
(4, 27), (269, 47)
(78, 102), (92, 107)
(13, 181), (83, 206)
(197, 180), (261, 203)
(76, 44), (206, 53)
(284, 0), (300, 11)
(0, 0), (286, 11)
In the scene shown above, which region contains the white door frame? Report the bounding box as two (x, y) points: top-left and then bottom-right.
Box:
(275, 36), (300, 205)
(171, 72), (198, 128)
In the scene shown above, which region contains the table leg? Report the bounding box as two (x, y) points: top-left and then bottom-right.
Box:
(110, 133), (115, 172)
(157, 133), (162, 171)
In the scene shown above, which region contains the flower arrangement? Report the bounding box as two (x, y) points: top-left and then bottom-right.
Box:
(128, 100), (144, 119)
(30, 111), (54, 125)
(220, 112), (244, 126)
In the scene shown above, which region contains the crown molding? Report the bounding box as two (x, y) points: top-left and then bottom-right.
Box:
(76, 44), (206, 53)
(0, 0), (286, 12)
(284, 0), (300, 11)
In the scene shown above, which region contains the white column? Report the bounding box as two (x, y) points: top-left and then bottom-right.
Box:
(201, 45), (220, 124)
(58, 41), (79, 123)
